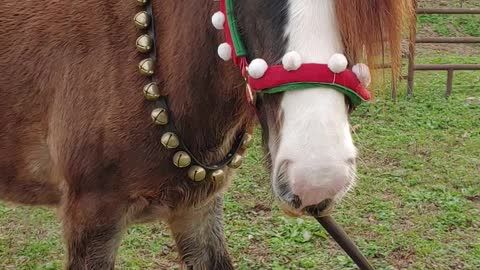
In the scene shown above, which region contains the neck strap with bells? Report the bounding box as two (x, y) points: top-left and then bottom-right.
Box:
(134, 0), (251, 183)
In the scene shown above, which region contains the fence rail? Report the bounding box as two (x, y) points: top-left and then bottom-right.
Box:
(416, 37), (480, 43)
(414, 64), (480, 71)
(417, 8), (480, 14)
(403, 5), (480, 99)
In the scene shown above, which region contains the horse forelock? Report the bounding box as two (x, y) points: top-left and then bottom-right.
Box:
(335, 0), (415, 86)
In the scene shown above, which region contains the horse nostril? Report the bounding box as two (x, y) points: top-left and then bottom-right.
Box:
(291, 194), (302, 209)
(275, 160), (304, 209)
(304, 199), (333, 217)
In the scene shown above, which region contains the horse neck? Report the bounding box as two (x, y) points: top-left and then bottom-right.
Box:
(154, 1), (255, 162)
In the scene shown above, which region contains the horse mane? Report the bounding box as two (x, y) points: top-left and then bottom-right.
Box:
(335, 0), (415, 84)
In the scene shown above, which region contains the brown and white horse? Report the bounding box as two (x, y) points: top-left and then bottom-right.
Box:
(0, 0), (412, 269)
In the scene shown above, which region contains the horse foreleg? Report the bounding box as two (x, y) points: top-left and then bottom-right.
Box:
(168, 196), (234, 270)
(62, 192), (127, 270)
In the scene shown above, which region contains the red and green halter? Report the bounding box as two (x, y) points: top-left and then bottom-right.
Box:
(214, 0), (372, 107)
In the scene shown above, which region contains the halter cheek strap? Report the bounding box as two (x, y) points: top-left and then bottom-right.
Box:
(213, 0), (372, 107)
(217, 0), (247, 67)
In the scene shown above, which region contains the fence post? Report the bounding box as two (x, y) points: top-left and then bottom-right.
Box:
(446, 69), (454, 98)
(391, 75), (398, 102)
(407, 1), (418, 98)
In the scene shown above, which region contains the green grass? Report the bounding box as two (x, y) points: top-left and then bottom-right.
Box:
(418, 0), (480, 38)
(418, 14), (480, 37)
(1, 2), (480, 269)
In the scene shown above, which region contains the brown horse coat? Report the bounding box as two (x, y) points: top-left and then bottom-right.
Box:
(1, 0), (254, 269)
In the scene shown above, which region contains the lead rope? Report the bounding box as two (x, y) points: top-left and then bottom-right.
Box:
(316, 216), (375, 270)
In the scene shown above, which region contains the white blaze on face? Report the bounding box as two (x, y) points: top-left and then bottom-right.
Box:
(273, 0), (357, 209)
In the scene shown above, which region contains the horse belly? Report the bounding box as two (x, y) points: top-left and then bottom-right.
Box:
(0, 120), (61, 206)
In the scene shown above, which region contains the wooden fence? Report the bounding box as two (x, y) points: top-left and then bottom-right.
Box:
(392, 6), (480, 100)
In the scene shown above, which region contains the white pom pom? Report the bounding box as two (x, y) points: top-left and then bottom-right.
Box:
(217, 43), (232, 61)
(352, 63), (371, 87)
(211, 12), (225, 30)
(282, 51), (302, 71)
(248, 59), (269, 79)
(328, 53), (348, 73)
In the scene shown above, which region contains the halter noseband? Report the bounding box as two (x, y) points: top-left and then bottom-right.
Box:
(214, 0), (372, 107)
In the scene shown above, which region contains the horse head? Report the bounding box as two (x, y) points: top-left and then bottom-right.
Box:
(221, 0), (413, 216)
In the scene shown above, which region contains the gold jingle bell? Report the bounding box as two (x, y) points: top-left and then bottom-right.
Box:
(136, 0), (148, 6)
(188, 166), (207, 182)
(151, 108), (168, 125)
(173, 151), (192, 168)
(143, 82), (160, 100)
(134, 11), (150, 29)
(211, 169), (225, 182)
(228, 154), (243, 169)
(139, 58), (155, 76)
(136, 34), (153, 53)
(161, 132), (180, 149)
(242, 133), (253, 148)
